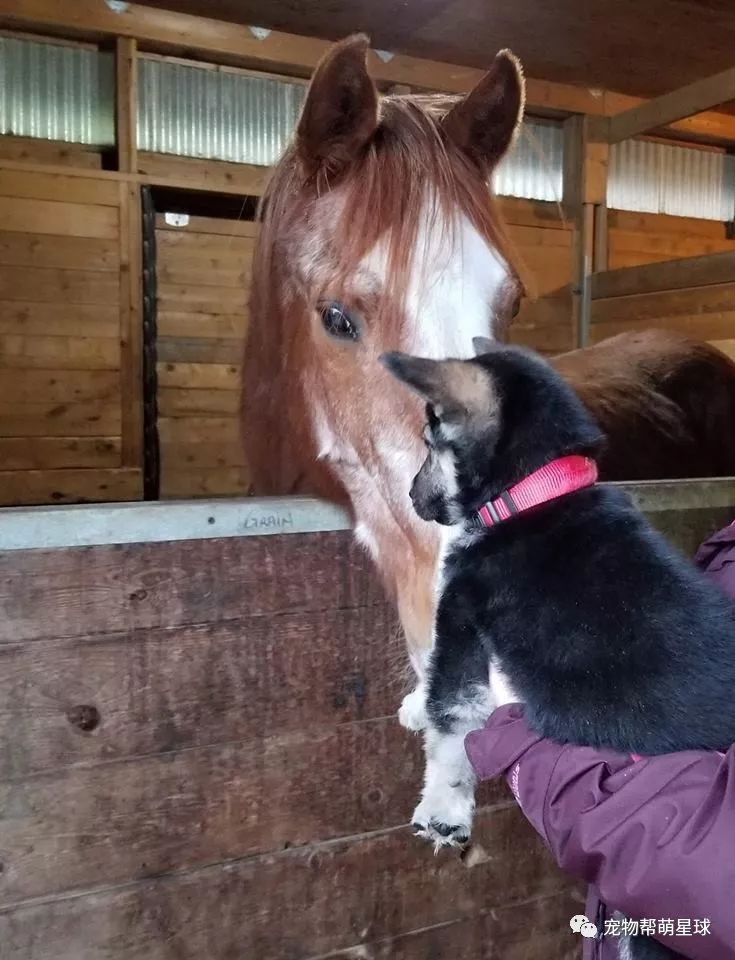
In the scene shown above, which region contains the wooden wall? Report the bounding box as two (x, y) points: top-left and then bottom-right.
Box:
(0, 529), (581, 959)
(155, 214), (253, 499)
(503, 197), (576, 356)
(0, 170), (142, 506)
(592, 213), (735, 356)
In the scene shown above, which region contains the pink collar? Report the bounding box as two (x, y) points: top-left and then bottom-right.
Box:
(477, 455), (598, 527)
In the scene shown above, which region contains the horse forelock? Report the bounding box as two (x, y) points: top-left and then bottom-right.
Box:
(252, 93), (527, 333)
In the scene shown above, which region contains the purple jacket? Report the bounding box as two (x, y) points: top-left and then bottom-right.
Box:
(465, 522), (735, 960)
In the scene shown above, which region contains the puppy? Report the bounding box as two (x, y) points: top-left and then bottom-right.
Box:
(382, 340), (735, 960)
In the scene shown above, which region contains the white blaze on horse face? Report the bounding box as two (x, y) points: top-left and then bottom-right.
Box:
(363, 199), (509, 359)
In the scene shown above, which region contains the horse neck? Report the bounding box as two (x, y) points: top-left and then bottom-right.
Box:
(346, 468), (440, 677)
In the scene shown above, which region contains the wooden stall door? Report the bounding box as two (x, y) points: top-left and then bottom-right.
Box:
(0, 170), (142, 505)
(155, 214), (254, 498)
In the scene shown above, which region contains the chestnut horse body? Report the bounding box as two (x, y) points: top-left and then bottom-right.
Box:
(243, 35), (735, 679)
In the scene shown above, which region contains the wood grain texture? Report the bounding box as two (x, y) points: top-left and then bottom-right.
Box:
(0, 302), (119, 338)
(1, 718), (443, 902)
(0, 806), (570, 960)
(0, 606), (400, 777)
(0, 136), (102, 169)
(0, 265), (119, 305)
(0, 232), (119, 272)
(0, 336), (119, 370)
(0, 467), (140, 506)
(0, 402), (121, 437)
(0, 533), (386, 644)
(0, 170), (119, 207)
(0, 197), (118, 239)
(0, 437), (120, 470)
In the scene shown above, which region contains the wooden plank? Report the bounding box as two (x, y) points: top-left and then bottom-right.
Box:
(591, 281), (735, 326)
(0, 197), (118, 239)
(608, 208), (731, 239)
(159, 436), (244, 467)
(157, 310), (245, 339)
(119, 182), (144, 468)
(0, 302), (119, 337)
(157, 282), (248, 314)
(0, 806), (570, 960)
(591, 312), (735, 344)
(0, 717), (439, 902)
(0, 232), (119, 271)
(607, 66), (735, 143)
(0, 606), (399, 776)
(0, 533), (387, 643)
(321, 893), (582, 960)
(156, 362), (240, 390)
(160, 465), (249, 498)
(499, 197), (570, 231)
(157, 337), (246, 364)
(0, 169), (119, 206)
(0, 436), (120, 470)
(0, 135), (102, 168)
(116, 37), (137, 174)
(140, 152), (270, 196)
(0, 265), (119, 304)
(157, 416), (241, 444)
(0, 467), (140, 506)
(158, 388), (240, 416)
(592, 250), (735, 300)
(0, 370), (119, 404)
(0, 402), (121, 437)
(0, 335), (120, 370)
(156, 259), (252, 290)
(155, 215), (258, 239)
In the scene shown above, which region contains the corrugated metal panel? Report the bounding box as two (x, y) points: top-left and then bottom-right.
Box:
(495, 119), (564, 203)
(608, 138), (735, 221)
(138, 56), (563, 202)
(138, 57), (306, 166)
(0, 35), (114, 145)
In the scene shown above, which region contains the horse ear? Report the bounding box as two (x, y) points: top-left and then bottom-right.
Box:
(442, 50), (525, 170)
(296, 34), (379, 180)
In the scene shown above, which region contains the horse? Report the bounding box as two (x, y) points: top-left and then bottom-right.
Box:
(242, 34), (735, 681)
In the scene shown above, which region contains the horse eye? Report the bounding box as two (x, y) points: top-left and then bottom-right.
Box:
(319, 302), (359, 341)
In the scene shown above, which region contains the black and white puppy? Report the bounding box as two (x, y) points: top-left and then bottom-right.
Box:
(381, 340), (735, 856)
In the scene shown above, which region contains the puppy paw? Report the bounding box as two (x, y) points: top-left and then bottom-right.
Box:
(398, 687), (428, 732)
(411, 788), (474, 849)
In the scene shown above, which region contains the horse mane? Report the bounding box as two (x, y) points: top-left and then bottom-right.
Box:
(244, 92), (528, 496)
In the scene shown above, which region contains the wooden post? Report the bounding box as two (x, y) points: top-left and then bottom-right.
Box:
(564, 115), (609, 347)
(119, 180), (144, 483)
(115, 36), (137, 174)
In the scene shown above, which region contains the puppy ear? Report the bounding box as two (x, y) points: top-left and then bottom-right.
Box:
(472, 336), (496, 357)
(380, 352), (445, 402)
(381, 352), (497, 424)
(442, 49), (524, 171)
(296, 34), (379, 181)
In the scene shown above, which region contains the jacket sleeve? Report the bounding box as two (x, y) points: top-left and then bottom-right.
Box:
(465, 705), (735, 960)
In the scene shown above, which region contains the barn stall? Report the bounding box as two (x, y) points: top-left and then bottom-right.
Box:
(0, 2), (734, 958)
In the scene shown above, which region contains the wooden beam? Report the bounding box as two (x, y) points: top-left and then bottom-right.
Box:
(591, 249), (735, 300)
(115, 36), (137, 173)
(119, 181), (144, 470)
(564, 116), (608, 347)
(606, 67), (735, 144)
(0, 0), (658, 114)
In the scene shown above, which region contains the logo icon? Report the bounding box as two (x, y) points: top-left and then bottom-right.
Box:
(570, 914), (599, 939)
